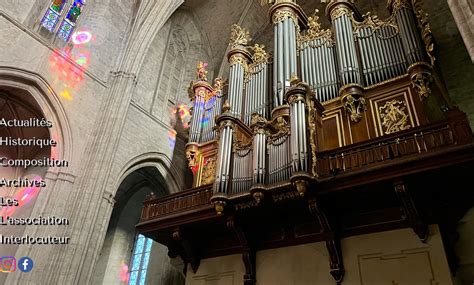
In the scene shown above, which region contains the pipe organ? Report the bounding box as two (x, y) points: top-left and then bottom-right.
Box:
(184, 0), (447, 213)
(140, 1), (474, 284)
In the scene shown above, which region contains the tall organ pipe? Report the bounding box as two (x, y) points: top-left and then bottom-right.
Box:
(390, 2), (424, 65)
(287, 86), (308, 173)
(271, 6), (299, 108)
(330, 4), (361, 86)
(227, 48), (250, 118)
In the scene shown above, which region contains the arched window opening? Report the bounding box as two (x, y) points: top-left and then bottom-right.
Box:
(40, 0), (67, 32)
(40, 0), (86, 42)
(128, 234), (153, 285)
(92, 167), (184, 285)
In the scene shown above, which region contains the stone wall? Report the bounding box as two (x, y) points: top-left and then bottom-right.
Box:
(447, 0), (474, 63)
(0, 0), (187, 283)
(186, 225), (453, 285)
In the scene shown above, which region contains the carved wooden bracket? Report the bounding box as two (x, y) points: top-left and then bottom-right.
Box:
(227, 216), (256, 285)
(340, 85), (366, 123)
(308, 198), (345, 284)
(394, 180), (429, 242)
(326, 238), (345, 284)
(172, 227), (200, 274)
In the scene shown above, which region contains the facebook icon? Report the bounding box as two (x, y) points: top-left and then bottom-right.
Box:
(18, 257), (33, 272)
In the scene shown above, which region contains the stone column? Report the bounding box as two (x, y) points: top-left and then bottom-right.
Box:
(447, 0), (474, 63)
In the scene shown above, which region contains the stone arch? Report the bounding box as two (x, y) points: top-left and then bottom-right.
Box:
(93, 153), (185, 285)
(0, 67), (75, 285)
(114, 151), (183, 197)
(0, 67), (73, 165)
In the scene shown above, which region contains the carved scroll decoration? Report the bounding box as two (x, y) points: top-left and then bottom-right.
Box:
(353, 12), (399, 39)
(411, 71), (432, 99)
(379, 99), (411, 134)
(387, 0), (411, 11)
(186, 149), (200, 170)
(343, 95), (367, 123)
(299, 10), (333, 46)
(330, 6), (352, 21)
(413, 0), (436, 65)
(272, 10), (297, 25)
(250, 44), (269, 65)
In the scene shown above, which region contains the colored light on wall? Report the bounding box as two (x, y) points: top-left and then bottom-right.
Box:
(72, 31), (92, 45)
(177, 104), (191, 129)
(0, 176), (43, 217)
(119, 260), (130, 283)
(59, 89), (73, 101)
(49, 47), (91, 100)
(168, 130), (177, 150)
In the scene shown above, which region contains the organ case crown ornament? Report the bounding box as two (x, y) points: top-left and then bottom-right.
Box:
(229, 24), (252, 48)
(197, 61), (208, 81)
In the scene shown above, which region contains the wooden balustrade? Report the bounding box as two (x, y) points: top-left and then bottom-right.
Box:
(317, 123), (459, 176)
(140, 185), (213, 222)
(140, 115), (472, 222)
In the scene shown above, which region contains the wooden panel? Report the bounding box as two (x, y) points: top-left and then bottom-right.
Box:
(322, 110), (345, 151)
(369, 88), (419, 137)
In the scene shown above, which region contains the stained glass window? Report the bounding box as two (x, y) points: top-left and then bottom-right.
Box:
(41, 0), (66, 32)
(40, 0), (85, 42)
(57, 0), (85, 42)
(128, 234), (153, 285)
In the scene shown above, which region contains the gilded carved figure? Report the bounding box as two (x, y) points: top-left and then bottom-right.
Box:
(379, 99), (411, 134)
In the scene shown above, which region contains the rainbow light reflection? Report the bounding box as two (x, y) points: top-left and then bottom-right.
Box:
(49, 29), (93, 101)
(168, 130), (177, 150)
(72, 31), (93, 45)
(119, 260), (130, 283)
(177, 104), (191, 129)
(0, 176), (43, 217)
(201, 117), (210, 127)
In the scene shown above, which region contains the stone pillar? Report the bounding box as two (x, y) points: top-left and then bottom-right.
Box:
(447, 0), (474, 62)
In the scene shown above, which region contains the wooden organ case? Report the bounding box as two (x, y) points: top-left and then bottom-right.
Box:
(137, 0), (474, 284)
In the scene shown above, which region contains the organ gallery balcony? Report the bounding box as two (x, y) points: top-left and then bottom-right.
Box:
(137, 0), (474, 283)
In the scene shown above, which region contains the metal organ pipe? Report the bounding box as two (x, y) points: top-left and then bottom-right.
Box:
(262, 65), (266, 115)
(237, 65), (244, 116)
(393, 5), (424, 65)
(309, 41), (316, 92)
(277, 21), (284, 106)
(215, 127), (226, 192)
(220, 127), (229, 192)
(321, 40), (327, 101)
(253, 69), (258, 114)
(334, 12), (362, 85)
(189, 92), (201, 143)
(259, 65), (264, 114)
(272, 7), (299, 108)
